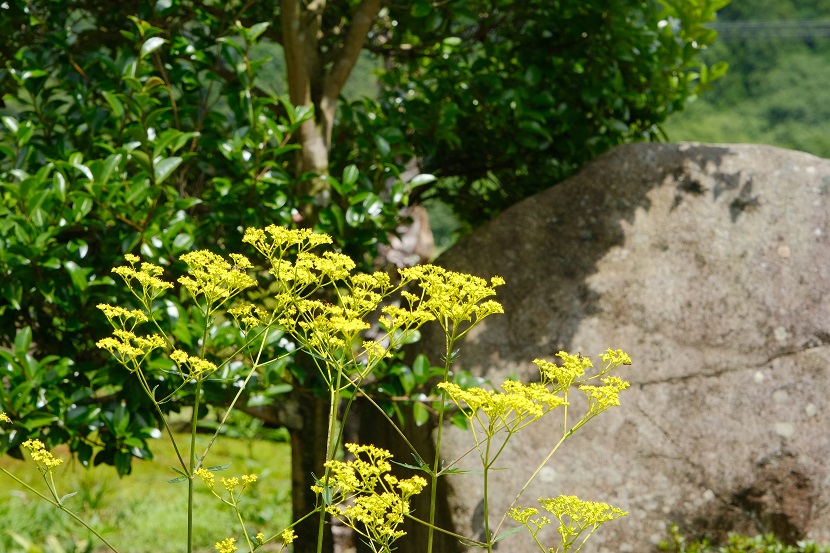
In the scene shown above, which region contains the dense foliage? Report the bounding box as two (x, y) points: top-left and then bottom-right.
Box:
(378, 0), (728, 224)
(663, 0), (830, 157)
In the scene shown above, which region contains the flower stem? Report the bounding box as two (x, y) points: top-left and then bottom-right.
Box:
(426, 326), (455, 553)
(187, 380), (203, 553)
(1, 468), (121, 553)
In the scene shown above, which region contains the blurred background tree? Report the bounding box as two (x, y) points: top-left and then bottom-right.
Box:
(0, 1), (726, 551)
(663, 0), (830, 157)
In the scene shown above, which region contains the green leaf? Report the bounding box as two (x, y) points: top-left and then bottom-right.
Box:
(207, 462), (232, 472)
(248, 22), (269, 42)
(413, 401), (430, 427)
(1, 280), (22, 310)
(167, 475), (188, 484)
(140, 37), (166, 57)
(342, 164), (359, 188)
(53, 171), (67, 202)
(153, 156), (182, 185)
(409, 173), (436, 187)
(102, 91), (125, 118)
(2, 115), (19, 134)
(494, 526), (524, 543)
(14, 326), (32, 358)
(412, 354), (430, 382)
(63, 261), (92, 292)
(59, 492), (78, 505)
(411, 0), (431, 17)
(374, 134), (391, 157)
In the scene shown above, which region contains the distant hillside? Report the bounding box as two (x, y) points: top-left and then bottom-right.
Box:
(663, 0), (830, 158)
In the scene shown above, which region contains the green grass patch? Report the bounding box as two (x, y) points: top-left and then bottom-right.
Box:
(0, 434), (291, 553)
(660, 525), (830, 553)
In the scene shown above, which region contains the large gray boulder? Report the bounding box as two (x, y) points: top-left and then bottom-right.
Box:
(424, 143), (830, 552)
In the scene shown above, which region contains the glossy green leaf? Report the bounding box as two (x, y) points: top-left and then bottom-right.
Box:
(140, 36), (166, 57)
(14, 326), (32, 358)
(153, 156), (182, 185)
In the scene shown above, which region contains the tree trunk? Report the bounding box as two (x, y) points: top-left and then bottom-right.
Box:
(286, 393), (333, 553)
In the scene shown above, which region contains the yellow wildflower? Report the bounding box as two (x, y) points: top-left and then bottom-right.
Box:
(221, 476), (240, 493)
(195, 467), (215, 488)
(22, 439), (63, 471)
(215, 537), (237, 553)
(178, 250), (257, 305)
(579, 375), (630, 414)
(111, 257), (173, 300)
(281, 529), (296, 545)
(0, 413), (10, 423)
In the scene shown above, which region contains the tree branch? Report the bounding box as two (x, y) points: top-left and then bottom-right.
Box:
(323, 0), (383, 102)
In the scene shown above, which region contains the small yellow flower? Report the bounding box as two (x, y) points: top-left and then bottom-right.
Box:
(215, 537), (237, 553)
(22, 439), (63, 471)
(255, 532), (265, 545)
(0, 412), (10, 423)
(281, 529), (296, 545)
(221, 476), (240, 493)
(195, 467), (215, 488)
(242, 474), (257, 485)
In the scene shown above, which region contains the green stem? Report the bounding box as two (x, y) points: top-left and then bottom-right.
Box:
(1, 468), (121, 553)
(317, 365), (343, 553)
(426, 326), (455, 553)
(404, 513), (486, 546)
(492, 431), (569, 539)
(234, 503), (255, 552)
(187, 380), (203, 553)
(482, 433), (493, 552)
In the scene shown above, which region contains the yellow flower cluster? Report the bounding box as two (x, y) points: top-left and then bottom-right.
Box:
(315, 444), (426, 550)
(96, 327), (167, 371)
(227, 302), (270, 332)
(398, 265), (504, 335)
(214, 537), (237, 553)
(539, 495), (628, 526)
(438, 379), (566, 434)
(0, 412), (10, 423)
(242, 225), (332, 259)
(197, 468), (259, 505)
(509, 495), (627, 550)
(534, 351), (593, 392)
(178, 251), (257, 306)
(195, 467), (215, 488)
(96, 304), (148, 327)
(112, 255), (173, 300)
(170, 349), (218, 380)
(281, 528), (296, 545)
(578, 376), (630, 415)
(22, 439), (63, 472)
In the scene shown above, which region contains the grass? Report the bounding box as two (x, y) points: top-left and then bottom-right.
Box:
(0, 434), (292, 553)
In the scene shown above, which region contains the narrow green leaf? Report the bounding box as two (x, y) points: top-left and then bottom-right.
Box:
(102, 91), (125, 118)
(207, 462), (232, 472)
(59, 492), (78, 505)
(494, 526), (524, 543)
